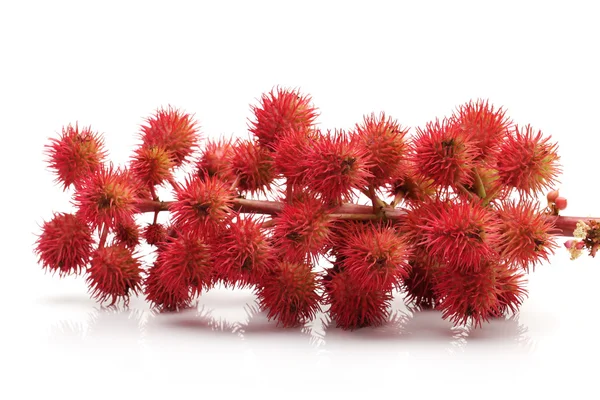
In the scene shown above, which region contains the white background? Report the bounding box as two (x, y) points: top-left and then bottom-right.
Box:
(1, 1), (599, 399)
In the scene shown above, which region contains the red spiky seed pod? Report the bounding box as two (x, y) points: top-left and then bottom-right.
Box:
(256, 260), (321, 327)
(45, 123), (107, 190)
(387, 163), (435, 205)
(142, 223), (168, 246)
(496, 200), (557, 271)
(401, 252), (440, 309)
(302, 130), (372, 204)
(86, 244), (143, 306)
(412, 200), (500, 272)
(435, 261), (500, 327)
(144, 232), (213, 311)
(250, 87), (318, 148)
(73, 165), (139, 229)
(272, 194), (333, 263)
(140, 106), (199, 168)
(144, 262), (193, 311)
(272, 127), (318, 185)
(170, 174), (235, 235)
(493, 265), (528, 316)
(322, 264), (392, 330)
(230, 139), (275, 195)
(355, 112), (409, 188)
(211, 215), (272, 288)
(337, 222), (410, 291)
(114, 217), (140, 249)
(452, 99), (511, 162)
(496, 124), (560, 196)
(130, 145), (174, 187)
(196, 138), (235, 182)
(35, 213), (93, 276)
(410, 118), (479, 188)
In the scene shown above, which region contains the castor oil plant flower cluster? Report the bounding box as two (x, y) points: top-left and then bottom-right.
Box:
(36, 88), (596, 329)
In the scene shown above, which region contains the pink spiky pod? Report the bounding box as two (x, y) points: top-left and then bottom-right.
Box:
(249, 87), (318, 149)
(35, 212), (94, 277)
(401, 250), (441, 309)
(114, 216), (141, 250)
(355, 112), (409, 188)
(86, 244), (143, 306)
(336, 221), (410, 292)
(496, 199), (557, 271)
(139, 106), (199, 168)
(211, 215), (273, 288)
(142, 223), (168, 247)
(196, 138), (236, 182)
(45, 123), (107, 190)
(452, 99), (511, 163)
(255, 260), (321, 327)
(130, 144), (175, 187)
(272, 127), (320, 186)
(410, 117), (479, 189)
(144, 231), (213, 311)
(322, 261), (392, 330)
(301, 129), (373, 205)
(73, 164), (140, 230)
(170, 173), (235, 236)
(403, 199), (500, 273)
(496, 124), (561, 196)
(435, 260), (527, 326)
(386, 161), (435, 205)
(230, 138), (276, 195)
(272, 193), (334, 263)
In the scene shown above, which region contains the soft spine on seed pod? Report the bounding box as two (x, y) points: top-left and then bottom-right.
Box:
(35, 88), (599, 330)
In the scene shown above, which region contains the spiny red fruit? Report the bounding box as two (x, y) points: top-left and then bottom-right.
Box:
(412, 200), (500, 272)
(496, 124), (560, 196)
(322, 264), (392, 330)
(387, 163), (435, 205)
(140, 106), (199, 167)
(410, 118), (479, 188)
(250, 87), (318, 148)
(142, 223), (168, 246)
(273, 194), (333, 263)
(144, 262), (193, 311)
(130, 145), (174, 187)
(435, 261), (500, 327)
(493, 265), (528, 315)
(231, 139), (276, 195)
(196, 138), (235, 182)
(496, 200), (556, 271)
(114, 217), (140, 249)
(73, 165), (139, 229)
(86, 244), (143, 306)
(256, 260), (321, 327)
(45, 123), (107, 190)
(171, 174), (235, 235)
(452, 99), (511, 161)
(146, 232), (213, 307)
(272, 127), (318, 185)
(355, 112), (409, 188)
(35, 213), (93, 276)
(401, 252), (440, 309)
(337, 222), (410, 291)
(302, 130), (372, 204)
(211, 216), (272, 288)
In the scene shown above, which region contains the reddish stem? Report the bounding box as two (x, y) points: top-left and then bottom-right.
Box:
(134, 198), (591, 237)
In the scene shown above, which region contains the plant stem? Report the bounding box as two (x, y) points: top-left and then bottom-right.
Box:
(134, 197), (593, 237)
(98, 223), (108, 249)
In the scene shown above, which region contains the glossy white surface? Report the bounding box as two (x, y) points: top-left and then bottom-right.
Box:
(2, 1), (600, 399)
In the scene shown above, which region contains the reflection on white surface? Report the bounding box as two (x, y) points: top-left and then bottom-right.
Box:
(44, 286), (535, 356)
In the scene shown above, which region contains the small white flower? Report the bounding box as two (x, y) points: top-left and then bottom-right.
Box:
(573, 221), (590, 239)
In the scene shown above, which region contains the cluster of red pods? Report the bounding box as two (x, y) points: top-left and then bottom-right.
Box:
(35, 88), (597, 330)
